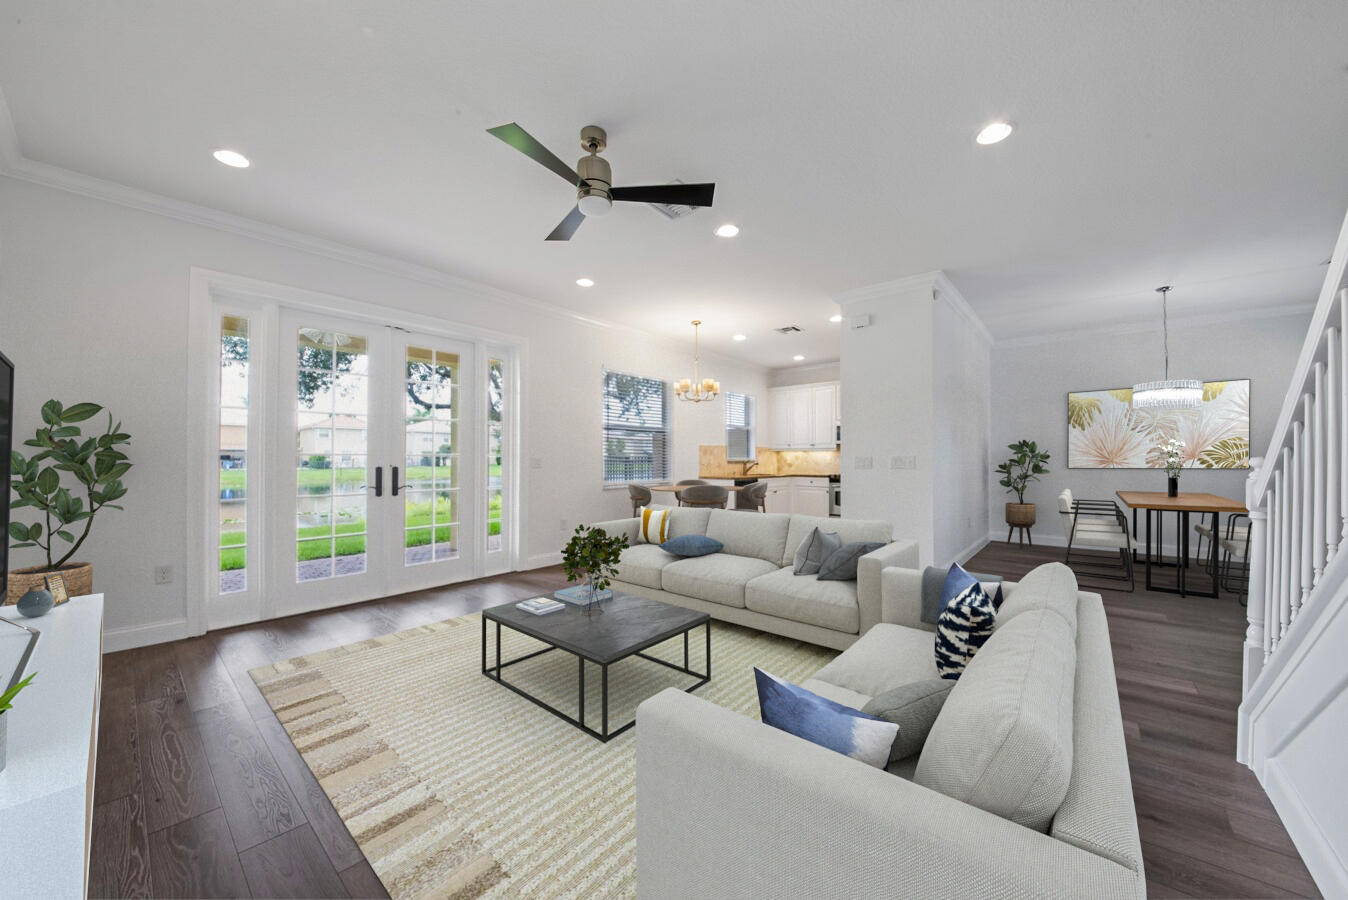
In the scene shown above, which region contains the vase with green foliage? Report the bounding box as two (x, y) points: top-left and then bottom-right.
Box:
(0, 672), (35, 773)
(7, 400), (131, 598)
(996, 439), (1051, 537)
(561, 524), (629, 610)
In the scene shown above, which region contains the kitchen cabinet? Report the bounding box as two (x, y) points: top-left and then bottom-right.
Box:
(763, 479), (793, 514)
(758, 476), (831, 516)
(766, 382), (839, 449)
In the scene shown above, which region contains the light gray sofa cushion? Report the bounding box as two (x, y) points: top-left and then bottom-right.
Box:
(661, 554), (780, 608)
(914, 607), (1076, 833)
(818, 541), (887, 581)
(793, 527), (841, 575)
(617, 543), (679, 590)
(810, 623), (940, 698)
(995, 561), (1079, 634)
(744, 567), (860, 634)
(862, 679), (954, 766)
(782, 515), (892, 568)
(705, 510), (791, 564)
(665, 506), (713, 538)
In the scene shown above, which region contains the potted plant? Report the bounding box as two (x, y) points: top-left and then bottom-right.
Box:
(0, 672), (36, 773)
(1159, 437), (1185, 497)
(7, 400), (131, 600)
(561, 524), (629, 610)
(996, 439), (1051, 535)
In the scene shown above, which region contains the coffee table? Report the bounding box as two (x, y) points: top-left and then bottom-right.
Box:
(481, 592), (711, 742)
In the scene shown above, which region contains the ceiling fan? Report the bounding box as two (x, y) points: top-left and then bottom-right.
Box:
(486, 122), (715, 241)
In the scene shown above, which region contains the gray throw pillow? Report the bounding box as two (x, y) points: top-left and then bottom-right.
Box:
(861, 679), (954, 765)
(817, 541), (887, 581)
(920, 565), (1004, 624)
(793, 527), (842, 575)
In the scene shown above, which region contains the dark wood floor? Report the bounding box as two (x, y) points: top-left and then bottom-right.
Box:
(89, 546), (1319, 899)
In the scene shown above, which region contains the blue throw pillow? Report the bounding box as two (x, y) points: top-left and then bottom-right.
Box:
(660, 534), (724, 558)
(934, 575), (997, 680)
(754, 669), (898, 768)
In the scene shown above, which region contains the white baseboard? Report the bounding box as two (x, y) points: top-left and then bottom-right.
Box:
(946, 535), (990, 568)
(1262, 759), (1348, 898)
(525, 552), (563, 569)
(102, 617), (190, 653)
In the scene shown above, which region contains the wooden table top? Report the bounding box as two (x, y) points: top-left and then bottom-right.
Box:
(650, 483), (748, 492)
(1115, 490), (1248, 514)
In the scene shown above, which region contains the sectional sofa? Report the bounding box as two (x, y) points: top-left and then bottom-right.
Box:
(635, 562), (1145, 899)
(590, 507), (918, 651)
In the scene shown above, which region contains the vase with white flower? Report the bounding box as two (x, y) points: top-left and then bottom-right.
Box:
(1159, 438), (1185, 497)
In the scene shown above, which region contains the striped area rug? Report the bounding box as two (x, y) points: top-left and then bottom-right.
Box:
(250, 612), (837, 898)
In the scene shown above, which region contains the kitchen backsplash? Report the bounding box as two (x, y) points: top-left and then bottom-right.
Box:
(698, 445), (840, 477)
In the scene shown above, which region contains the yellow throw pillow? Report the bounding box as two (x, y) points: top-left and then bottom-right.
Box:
(637, 507), (671, 544)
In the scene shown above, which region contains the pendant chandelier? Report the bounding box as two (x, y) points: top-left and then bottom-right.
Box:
(1132, 286), (1202, 410)
(675, 320), (720, 403)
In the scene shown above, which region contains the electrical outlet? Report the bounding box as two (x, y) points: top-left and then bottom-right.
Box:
(891, 455), (917, 470)
(530, 457), (543, 470)
(154, 565), (173, 585)
(560, 518), (569, 534)
(854, 455), (873, 470)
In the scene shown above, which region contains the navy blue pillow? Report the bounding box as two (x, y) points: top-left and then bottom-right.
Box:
(755, 669), (898, 768)
(934, 570), (997, 679)
(660, 534), (724, 558)
(937, 563), (1004, 615)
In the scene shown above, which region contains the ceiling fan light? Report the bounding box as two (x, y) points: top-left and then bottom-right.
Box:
(577, 191), (612, 217)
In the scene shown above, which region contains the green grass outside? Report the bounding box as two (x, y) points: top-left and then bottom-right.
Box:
(219, 463), (503, 493)
(219, 492), (502, 570)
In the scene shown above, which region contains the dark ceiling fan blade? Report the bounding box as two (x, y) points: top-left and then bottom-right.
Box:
(486, 122), (579, 186)
(545, 206), (586, 241)
(610, 183), (715, 207)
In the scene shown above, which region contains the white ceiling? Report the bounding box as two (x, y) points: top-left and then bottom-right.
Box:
(1, 1), (1346, 365)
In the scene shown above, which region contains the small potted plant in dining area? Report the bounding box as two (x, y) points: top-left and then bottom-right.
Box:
(561, 524), (629, 610)
(7, 400), (131, 600)
(1159, 437), (1186, 497)
(997, 439), (1051, 542)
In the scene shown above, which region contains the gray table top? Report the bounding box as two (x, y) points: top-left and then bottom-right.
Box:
(483, 592), (709, 665)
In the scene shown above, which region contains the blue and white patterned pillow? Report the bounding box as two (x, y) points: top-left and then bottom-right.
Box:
(934, 577), (997, 680)
(754, 668), (899, 768)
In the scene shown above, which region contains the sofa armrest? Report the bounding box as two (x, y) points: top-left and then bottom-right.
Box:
(857, 539), (919, 634)
(588, 517), (640, 543)
(880, 565), (928, 630)
(636, 690), (1144, 900)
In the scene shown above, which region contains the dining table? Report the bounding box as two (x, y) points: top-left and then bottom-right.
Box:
(1115, 490), (1249, 597)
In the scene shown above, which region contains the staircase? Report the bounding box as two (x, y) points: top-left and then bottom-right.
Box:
(1238, 207), (1348, 896)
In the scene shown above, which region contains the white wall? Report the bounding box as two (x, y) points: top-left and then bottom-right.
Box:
(988, 309), (1312, 544)
(932, 295), (992, 565)
(768, 361), (839, 387)
(0, 176), (769, 646)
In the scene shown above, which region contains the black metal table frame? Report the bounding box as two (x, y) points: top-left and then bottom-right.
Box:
(480, 613), (711, 742)
(1130, 507), (1224, 598)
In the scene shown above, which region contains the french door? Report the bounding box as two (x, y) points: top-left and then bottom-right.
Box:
(205, 296), (513, 628)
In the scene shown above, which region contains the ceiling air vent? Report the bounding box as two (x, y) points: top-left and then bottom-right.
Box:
(773, 325), (803, 334)
(647, 179), (698, 219)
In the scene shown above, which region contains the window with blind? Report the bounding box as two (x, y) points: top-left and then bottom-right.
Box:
(725, 391), (756, 461)
(603, 370), (670, 483)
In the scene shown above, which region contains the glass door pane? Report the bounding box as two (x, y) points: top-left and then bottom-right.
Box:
(293, 326), (371, 583)
(217, 315), (250, 595)
(403, 346), (460, 565)
(485, 355), (508, 570)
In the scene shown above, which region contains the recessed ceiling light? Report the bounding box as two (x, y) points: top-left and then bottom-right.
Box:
(829, 314), (843, 323)
(212, 149), (251, 168)
(575, 277), (595, 287)
(792, 354), (805, 362)
(975, 122), (1013, 145)
(732, 334), (747, 342)
(715, 224), (740, 238)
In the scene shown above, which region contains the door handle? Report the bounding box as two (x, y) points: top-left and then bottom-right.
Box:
(373, 465), (383, 497)
(391, 465), (402, 497)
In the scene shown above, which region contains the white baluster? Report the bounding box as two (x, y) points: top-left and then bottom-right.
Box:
(1265, 484), (1277, 659)
(1328, 326), (1341, 564)
(1291, 423), (1305, 619)
(1341, 289), (1348, 546)
(1279, 451), (1292, 638)
(1301, 397), (1314, 609)
(1313, 363), (1327, 584)
(1243, 457), (1268, 690)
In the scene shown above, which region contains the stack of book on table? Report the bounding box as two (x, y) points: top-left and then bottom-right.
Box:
(516, 597), (565, 616)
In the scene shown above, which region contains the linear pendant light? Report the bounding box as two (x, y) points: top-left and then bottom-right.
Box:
(1132, 286), (1202, 410)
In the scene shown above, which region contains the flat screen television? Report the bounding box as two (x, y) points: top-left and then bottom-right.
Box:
(0, 350), (12, 604)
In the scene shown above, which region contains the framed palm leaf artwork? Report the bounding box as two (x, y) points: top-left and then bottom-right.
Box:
(1067, 380), (1250, 469)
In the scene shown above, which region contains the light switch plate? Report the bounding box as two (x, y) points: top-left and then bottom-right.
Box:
(891, 455), (917, 469)
(855, 455), (873, 470)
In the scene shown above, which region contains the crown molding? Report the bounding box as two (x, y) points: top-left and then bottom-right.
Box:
(0, 87), (767, 375)
(932, 274), (994, 346)
(991, 301), (1317, 349)
(834, 270), (945, 306)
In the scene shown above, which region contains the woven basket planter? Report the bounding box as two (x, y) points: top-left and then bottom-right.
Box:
(1005, 502), (1037, 528)
(5, 562), (92, 604)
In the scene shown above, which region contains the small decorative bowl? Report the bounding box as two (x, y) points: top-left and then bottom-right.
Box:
(17, 588), (55, 618)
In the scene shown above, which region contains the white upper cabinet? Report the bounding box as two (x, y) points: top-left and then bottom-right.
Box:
(766, 382), (839, 449)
